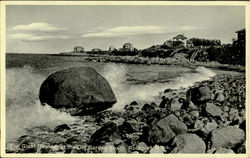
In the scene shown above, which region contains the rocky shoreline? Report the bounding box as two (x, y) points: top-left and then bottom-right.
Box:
(6, 73), (246, 154)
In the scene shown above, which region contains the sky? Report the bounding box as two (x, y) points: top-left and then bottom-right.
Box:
(6, 5), (245, 54)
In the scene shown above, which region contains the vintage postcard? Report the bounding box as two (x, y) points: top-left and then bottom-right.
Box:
(0, 1), (249, 157)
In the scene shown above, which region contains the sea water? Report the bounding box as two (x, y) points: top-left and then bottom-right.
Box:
(5, 54), (238, 142)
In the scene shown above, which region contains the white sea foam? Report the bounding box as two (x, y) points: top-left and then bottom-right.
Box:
(5, 64), (216, 142)
(6, 66), (76, 142)
(102, 64), (216, 111)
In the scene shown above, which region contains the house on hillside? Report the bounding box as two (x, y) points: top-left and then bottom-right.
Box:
(173, 34), (188, 46)
(108, 45), (116, 52)
(73, 46), (84, 53)
(234, 28), (245, 48)
(92, 48), (102, 53)
(186, 39), (194, 47)
(123, 43), (134, 51)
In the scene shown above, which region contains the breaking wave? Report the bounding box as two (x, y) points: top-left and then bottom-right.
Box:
(102, 64), (215, 111)
(5, 64), (216, 142)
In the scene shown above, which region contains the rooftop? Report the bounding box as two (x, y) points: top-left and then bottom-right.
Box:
(173, 34), (187, 40)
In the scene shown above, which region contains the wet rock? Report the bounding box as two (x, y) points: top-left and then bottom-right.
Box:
(215, 147), (235, 153)
(143, 114), (187, 145)
(119, 119), (139, 134)
(168, 98), (182, 111)
(39, 67), (117, 115)
(211, 126), (245, 149)
(89, 122), (120, 146)
(170, 134), (206, 153)
(149, 145), (165, 153)
(159, 97), (169, 108)
(215, 93), (225, 102)
(130, 101), (138, 105)
(187, 85), (210, 105)
(205, 103), (223, 117)
(53, 124), (70, 133)
(142, 103), (156, 111)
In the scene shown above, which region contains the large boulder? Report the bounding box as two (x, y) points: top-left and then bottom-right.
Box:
(211, 126), (245, 149)
(170, 134), (206, 153)
(39, 67), (117, 115)
(143, 114), (187, 145)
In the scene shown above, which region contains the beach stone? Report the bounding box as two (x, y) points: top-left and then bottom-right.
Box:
(187, 85), (210, 105)
(203, 122), (218, 134)
(39, 67), (117, 115)
(188, 101), (198, 110)
(89, 122), (120, 146)
(159, 97), (169, 108)
(168, 98), (182, 111)
(215, 147), (235, 153)
(53, 124), (70, 133)
(149, 145), (165, 153)
(211, 126), (245, 149)
(119, 119), (139, 134)
(189, 110), (199, 119)
(143, 114), (187, 145)
(215, 93), (225, 102)
(229, 108), (239, 121)
(205, 103), (223, 117)
(170, 134), (206, 153)
(142, 103), (156, 111)
(135, 142), (149, 153)
(223, 105), (230, 112)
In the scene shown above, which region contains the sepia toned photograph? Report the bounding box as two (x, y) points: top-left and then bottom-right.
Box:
(1, 1), (249, 157)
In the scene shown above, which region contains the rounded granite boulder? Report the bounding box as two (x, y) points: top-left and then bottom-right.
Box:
(39, 67), (117, 115)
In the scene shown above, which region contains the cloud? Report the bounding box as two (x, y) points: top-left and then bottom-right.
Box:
(8, 33), (70, 42)
(81, 25), (200, 38)
(11, 23), (67, 32)
(81, 26), (168, 38)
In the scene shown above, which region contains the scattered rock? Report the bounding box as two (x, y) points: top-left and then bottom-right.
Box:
(39, 67), (117, 115)
(89, 122), (120, 145)
(187, 85), (210, 105)
(170, 134), (206, 153)
(142, 103), (156, 111)
(119, 119), (139, 134)
(211, 126), (245, 149)
(215, 93), (225, 102)
(229, 108), (239, 121)
(143, 114), (187, 145)
(135, 142), (149, 153)
(205, 103), (223, 117)
(168, 98), (182, 111)
(159, 97), (169, 108)
(149, 145), (165, 153)
(53, 124), (70, 133)
(189, 110), (199, 119)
